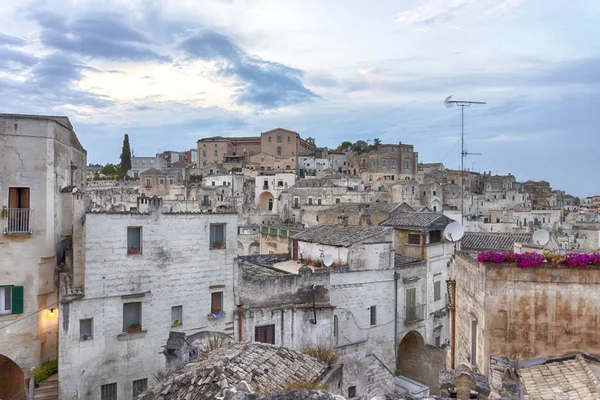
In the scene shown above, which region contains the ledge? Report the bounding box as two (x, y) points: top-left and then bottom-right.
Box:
(207, 312), (226, 321)
(209, 284), (225, 289)
(121, 291), (150, 299)
(117, 330), (147, 341)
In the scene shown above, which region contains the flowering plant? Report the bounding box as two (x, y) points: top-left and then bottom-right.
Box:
(591, 254), (600, 266)
(513, 252), (545, 268)
(477, 250), (600, 268)
(562, 253), (593, 267)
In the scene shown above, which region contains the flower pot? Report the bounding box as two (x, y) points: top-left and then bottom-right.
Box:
(128, 248), (139, 255)
(128, 326), (142, 334)
(213, 243), (222, 249)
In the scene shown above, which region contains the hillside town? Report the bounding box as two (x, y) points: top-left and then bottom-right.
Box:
(2, 114), (600, 400)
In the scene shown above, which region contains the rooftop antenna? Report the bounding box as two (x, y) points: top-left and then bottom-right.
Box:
(444, 95), (486, 226)
(444, 221), (465, 251)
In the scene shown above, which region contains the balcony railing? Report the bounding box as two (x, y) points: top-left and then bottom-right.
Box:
(405, 304), (425, 325)
(263, 185), (269, 190)
(4, 208), (32, 234)
(202, 201), (211, 206)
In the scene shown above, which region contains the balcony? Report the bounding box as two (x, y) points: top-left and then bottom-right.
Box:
(263, 185), (269, 190)
(202, 201), (212, 206)
(4, 208), (32, 234)
(405, 304), (425, 325)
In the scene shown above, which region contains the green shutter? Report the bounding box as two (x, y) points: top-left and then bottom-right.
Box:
(289, 231), (297, 237)
(270, 228), (278, 235)
(237, 227), (241, 235)
(262, 227), (269, 233)
(12, 286), (24, 314)
(280, 229), (288, 236)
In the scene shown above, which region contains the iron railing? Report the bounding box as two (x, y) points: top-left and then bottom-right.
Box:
(405, 304), (425, 325)
(202, 201), (212, 206)
(4, 208), (32, 234)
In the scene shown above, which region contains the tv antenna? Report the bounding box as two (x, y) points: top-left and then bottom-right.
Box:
(444, 221), (465, 251)
(444, 96), (486, 225)
(532, 229), (550, 246)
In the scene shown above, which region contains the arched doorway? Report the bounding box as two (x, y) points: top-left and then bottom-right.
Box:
(0, 354), (25, 400)
(249, 242), (260, 255)
(397, 331), (425, 379)
(258, 192), (275, 212)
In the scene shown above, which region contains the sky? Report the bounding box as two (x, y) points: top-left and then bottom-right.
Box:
(0, 0), (598, 196)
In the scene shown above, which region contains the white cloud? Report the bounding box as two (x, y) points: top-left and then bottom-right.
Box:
(395, 0), (523, 26)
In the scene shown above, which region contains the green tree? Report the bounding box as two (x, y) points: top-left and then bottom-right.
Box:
(352, 140), (368, 154)
(119, 134), (132, 178)
(372, 138), (381, 149)
(101, 163), (119, 178)
(336, 141), (353, 152)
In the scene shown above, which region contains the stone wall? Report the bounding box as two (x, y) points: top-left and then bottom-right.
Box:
(58, 211), (237, 399)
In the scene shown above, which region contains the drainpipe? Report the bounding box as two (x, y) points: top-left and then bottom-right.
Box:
(447, 279), (456, 368)
(394, 271), (400, 370)
(237, 306), (244, 342)
(420, 231), (425, 261)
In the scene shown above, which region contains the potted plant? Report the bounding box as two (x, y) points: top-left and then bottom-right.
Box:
(213, 242), (222, 249)
(128, 245), (139, 255)
(82, 334), (88, 340)
(173, 320), (180, 326)
(127, 323), (142, 334)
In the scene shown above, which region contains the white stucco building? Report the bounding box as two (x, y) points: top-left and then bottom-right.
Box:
(0, 114), (86, 398)
(58, 203), (237, 399)
(255, 172), (296, 213)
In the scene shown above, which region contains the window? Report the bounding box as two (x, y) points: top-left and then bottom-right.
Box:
(202, 150), (206, 157)
(432, 190), (437, 196)
(277, 146), (282, 156)
(123, 302), (142, 332)
(0, 286), (22, 314)
(133, 379), (147, 398)
(405, 160), (410, 169)
(382, 159), (387, 167)
(293, 198), (299, 208)
(278, 180), (284, 187)
(372, 160), (377, 168)
(80, 318), (93, 339)
(370, 306), (377, 326)
(7, 187), (30, 233)
(159, 178), (164, 185)
(214, 150), (218, 157)
(101, 383), (117, 400)
(408, 234), (420, 245)
(171, 306), (182, 326)
(434, 332), (441, 348)
(333, 315), (338, 344)
(336, 198), (341, 204)
(255, 324), (275, 344)
(429, 230), (442, 243)
(308, 198), (313, 205)
(391, 160), (396, 169)
(317, 198), (322, 205)
(210, 224), (226, 249)
(434, 281), (441, 301)
(277, 133), (282, 143)
(268, 136), (272, 142)
(211, 292), (223, 315)
(169, 178), (174, 185)
(133, 171), (139, 178)
(348, 386), (357, 398)
(127, 227), (142, 254)
(287, 136), (291, 143)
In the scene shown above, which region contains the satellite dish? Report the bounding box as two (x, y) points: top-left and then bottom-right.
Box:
(533, 229), (550, 246)
(444, 221), (464, 242)
(444, 95), (454, 108)
(160, 205), (170, 213)
(323, 254), (334, 267)
(172, 202), (181, 213)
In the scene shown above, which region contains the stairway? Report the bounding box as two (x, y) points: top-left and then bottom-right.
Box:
(34, 374), (58, 400)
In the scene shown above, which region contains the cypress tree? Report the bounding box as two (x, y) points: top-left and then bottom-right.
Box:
(120, 133), (132, 178)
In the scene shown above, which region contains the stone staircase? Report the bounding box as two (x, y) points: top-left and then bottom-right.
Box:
(34, 374), (58, 400)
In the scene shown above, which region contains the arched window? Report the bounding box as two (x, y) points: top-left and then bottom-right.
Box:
(277, 146), (282, 156)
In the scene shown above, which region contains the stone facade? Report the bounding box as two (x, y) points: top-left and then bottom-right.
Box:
(451, 252), (600, 376)
(0, 114), (86, 379)
(58, 209), (237, 399)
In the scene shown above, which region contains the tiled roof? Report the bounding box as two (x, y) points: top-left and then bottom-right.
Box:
(380, 212), (454, 230)
(461, 232), (534, 251)
(138, 343), (330, 400)
(519, 355), (600, 400)
(292, 225), (392, 247)
(327, 202), (405, 215)
(394, 253), (425, 268)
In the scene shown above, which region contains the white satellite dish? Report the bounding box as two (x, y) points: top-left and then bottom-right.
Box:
(533, 229), (550, 246)
(323, 254), (334, 267)
(444, 221), (465, 242)
(172, 202), (181, 213)
(160, 205), (170, 213)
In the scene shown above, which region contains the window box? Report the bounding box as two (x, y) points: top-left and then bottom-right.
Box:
(128, 247), (140, 255)
(127, 324), (142, 334)
(207, 311), (226, 320)
(213, 242), (222, 249)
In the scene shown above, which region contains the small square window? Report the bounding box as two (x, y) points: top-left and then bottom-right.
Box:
(123, 302), (142, 332)
(169, 178), (174, 185)
(408, 234), (420, 245)
(336, 198), (341, 204)
(348, 386), (357, 398)
(159, 178), (164, 185)
(101, 383), (117, 400)
(80, 318), (93, 339)
(255, 324), (275, 344)
(133, 379), (148, 398)
(127, 227), (142, 254)
(210, 224), (226, 249)
(211, 292), (223, 315)
(171, 306), (182, 326)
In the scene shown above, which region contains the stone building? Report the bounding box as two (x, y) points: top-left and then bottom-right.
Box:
(259, 222), (304, 254)
(460, 231), (559, 255)
(129, 155), (167, 179)
(86, 181), (139, 212)
(58, 204), (238, 399)
(449, 252), (600, 376)
(197, 128), (316, 167)
(255, 172), (297, 212)
(139, 164), (187, 199)
(0, 114), (86, 398)
(316, 202), (414, 227)
(347, 143), (418, 185)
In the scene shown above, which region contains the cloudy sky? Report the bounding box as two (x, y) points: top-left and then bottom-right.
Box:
(1, 0), (598, 196)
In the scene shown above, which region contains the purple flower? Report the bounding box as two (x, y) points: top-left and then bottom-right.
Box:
(563, 253), (592, 267)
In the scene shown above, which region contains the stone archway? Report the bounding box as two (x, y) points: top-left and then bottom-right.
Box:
(397, 331), (425, 379)
(249, 242), (260, 255)
(258, 191), (275, 212)
(0, 354), (25, 400)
